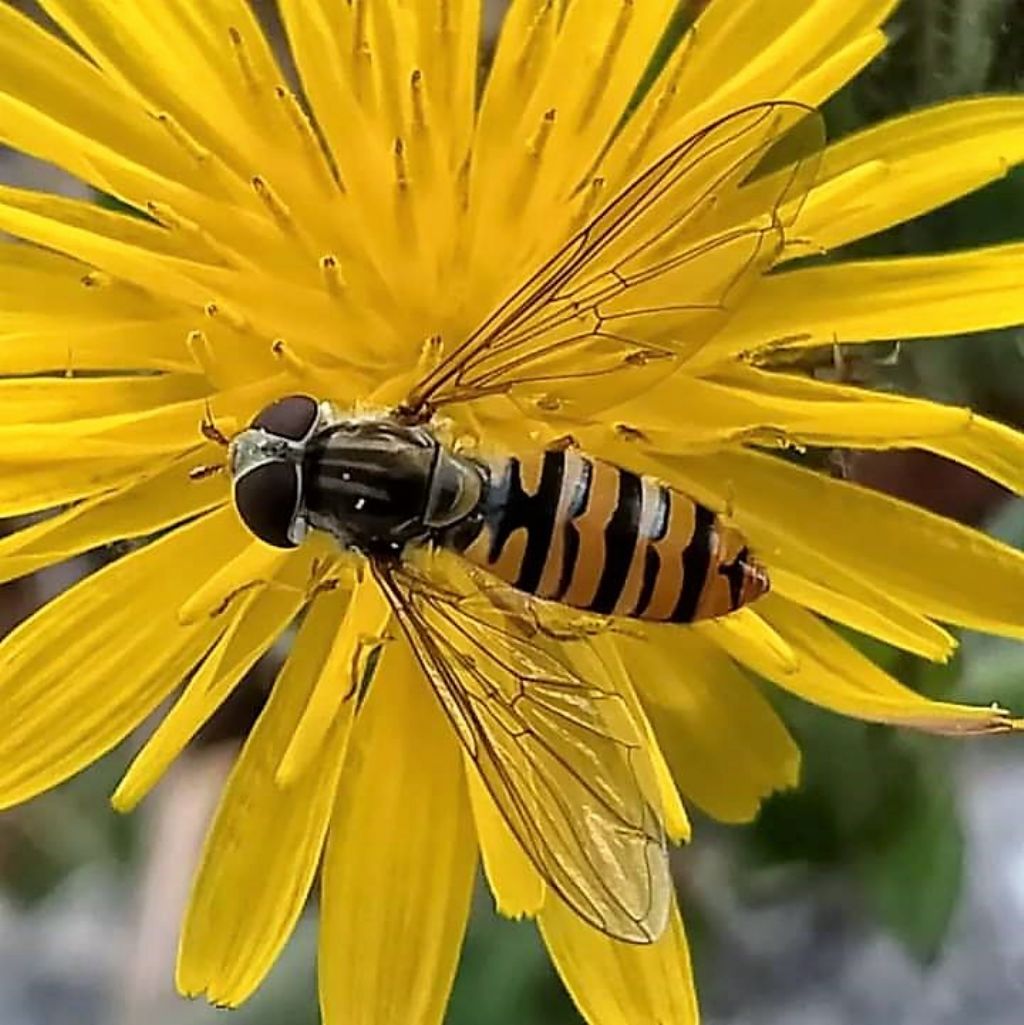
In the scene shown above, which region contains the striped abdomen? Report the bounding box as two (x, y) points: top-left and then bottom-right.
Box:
(459, 450), (768, 623)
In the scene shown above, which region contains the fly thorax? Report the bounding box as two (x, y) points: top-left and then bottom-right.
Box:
(302, 419), (483, 555)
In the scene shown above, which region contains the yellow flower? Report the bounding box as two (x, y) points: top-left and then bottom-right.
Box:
(1, 1), (1024, 1022)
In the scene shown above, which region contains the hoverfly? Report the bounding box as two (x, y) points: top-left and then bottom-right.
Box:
(224, 103), (822, 943)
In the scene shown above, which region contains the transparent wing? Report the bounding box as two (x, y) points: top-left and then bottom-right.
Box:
(405, 102), (823, 417)
(371, 555), (671, 943)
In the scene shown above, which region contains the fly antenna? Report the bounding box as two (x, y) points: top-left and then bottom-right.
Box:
(201, 400), (232, 447)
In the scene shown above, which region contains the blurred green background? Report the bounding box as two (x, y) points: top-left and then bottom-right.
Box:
(3, 2), (1024, 1024)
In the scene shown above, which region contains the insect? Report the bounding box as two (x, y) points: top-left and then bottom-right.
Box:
(224, 103), (822, 944)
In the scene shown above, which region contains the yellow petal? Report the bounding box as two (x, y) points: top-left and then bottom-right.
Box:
(0, 459), (227, 586)
(696, 607), (799, 676)
(0, 374), (205, 426)
(319, 637), (476, 1025)
(605, 367), (972, 453)
(177, 584), (354, 1007)
(771, 566), (957, 664)
(659, 445), (1024, 642)
(604, 0), (896, 195)
(467, 0), (679, 322)
(0, 453), (153, 517)
(707, 244), (1024, 366)
(584, 634), (691, 844)
(276, 564), (391, 785)
(0, 391), (245, 516)
(0, 319), (195, 377)
(177, 540), (293, 625)
(723, 365), (1024, 499)
(625, 629), (800, 823)
(41, 0), (296, 196)
(791, 97), (1024, 253)
(0, 1), (197, 184)
(0, 508), (244, 810)
(539, 895), (697, 1025)
(466, 764), (547, 919)
(113, 548), (315, 812)
(0, 187), (223, 307)
(750, 595), (1013, 735)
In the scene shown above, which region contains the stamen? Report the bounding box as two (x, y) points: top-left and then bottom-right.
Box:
(272, 339), (340, 393)
(617, 29), (691, 181)
(528, 107), (557, 161)
(455, 151), (472, 211)
(533, 393), (563, 413)
(272, 338), (311, 379)
(433, 1), (458, 110)
(516, 1), (556, 83)
(572, 176), (605, 231)
(353, 0), (369, 54)
(319, 254), (347, 298)
(186, 329), (218, 380)
(146, 199), (191, 232)
(274, 85), (344, 193)
(577, 0), (633, 129)
(439, 0), (453, 35)
(80, 270), (111, 289)
(352, 0), (373, 104)
(508, 108), (556, 212)
(417, 333), (444, 372)
(228, 25), (262, 96)
(410, 69), (427, 133)
(150, 110), (210, 165)
(251, 174), (297, 235)
(146, 200), (249, 268)
(204, 300), (249, 333)
(149, 110), (241, 199)
(393, 137), (411, 192)
(393, 138), (417, 243)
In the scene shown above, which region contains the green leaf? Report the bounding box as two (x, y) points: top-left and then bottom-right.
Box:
(446, 905), (581, 1025)
(858, 759), (964, 965)
(746, 694), (966, 963)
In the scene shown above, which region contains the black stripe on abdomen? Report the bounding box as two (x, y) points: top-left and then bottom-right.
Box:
(588, 469), (643, 615)
(515, 451), (566, 593)
(671, 504), (715, 622)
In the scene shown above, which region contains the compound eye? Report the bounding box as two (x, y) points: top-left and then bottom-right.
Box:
(233, 461), (302, 549)
(250, 395), (319, 441)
